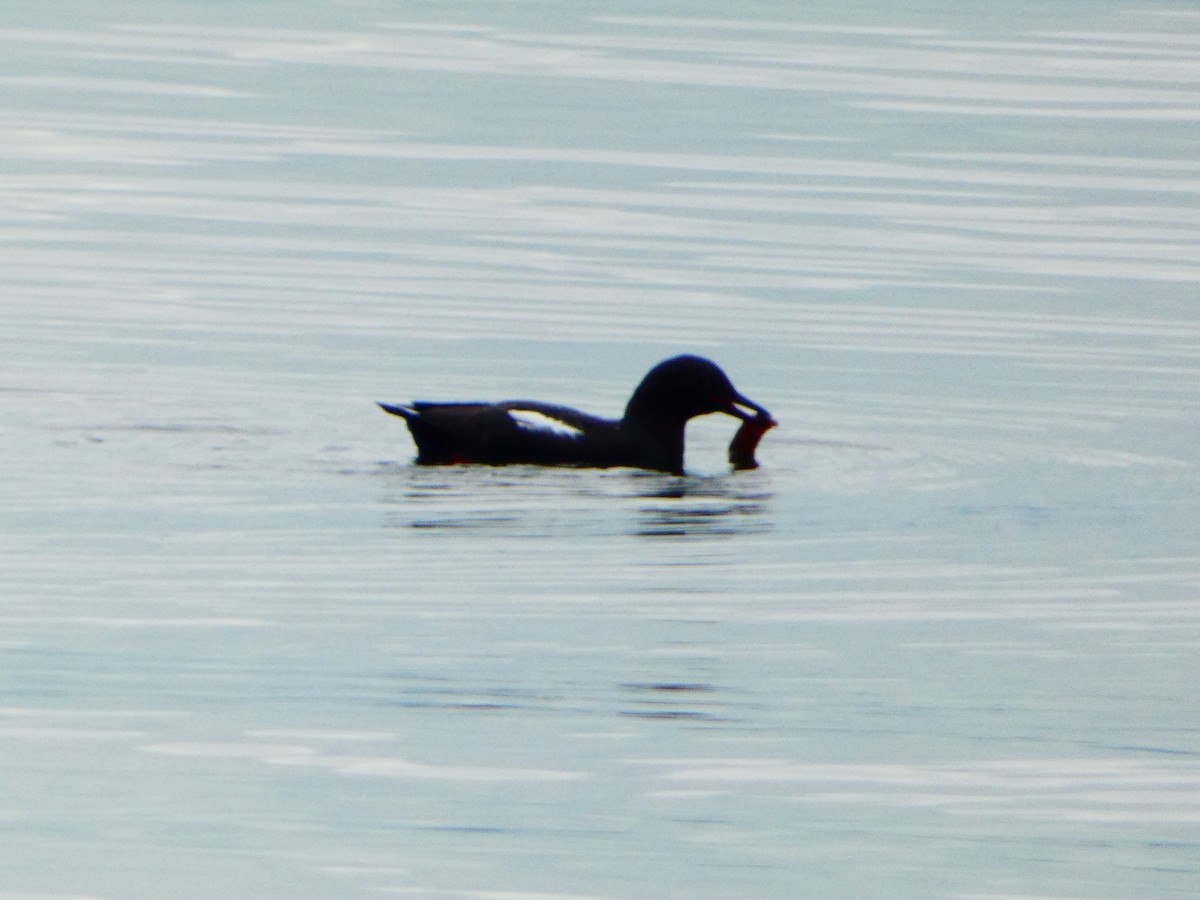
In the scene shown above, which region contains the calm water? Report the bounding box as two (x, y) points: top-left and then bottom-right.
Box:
(3, 2), (1199, 898)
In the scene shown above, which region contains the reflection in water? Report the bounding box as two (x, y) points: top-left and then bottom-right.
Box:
(619, 681), (725, 721)
(375, 462), (774, 538)
(632, 474), (774, 538)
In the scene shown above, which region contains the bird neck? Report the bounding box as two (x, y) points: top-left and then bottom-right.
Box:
(621, 404), (688, 473)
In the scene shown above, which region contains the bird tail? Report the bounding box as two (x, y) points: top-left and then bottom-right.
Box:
(377, 402), (418, 422)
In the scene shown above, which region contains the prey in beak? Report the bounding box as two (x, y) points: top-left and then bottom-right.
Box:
(727, 391), (774, 425)
(722, 391), (776, 471)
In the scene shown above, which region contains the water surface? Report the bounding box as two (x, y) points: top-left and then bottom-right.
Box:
(2, 2), (1198, 898)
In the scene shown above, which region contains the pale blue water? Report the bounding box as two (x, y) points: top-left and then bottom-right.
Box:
(2, 2), (1199, 898)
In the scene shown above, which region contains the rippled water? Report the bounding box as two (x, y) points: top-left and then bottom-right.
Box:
(3, 2), (1199, 898)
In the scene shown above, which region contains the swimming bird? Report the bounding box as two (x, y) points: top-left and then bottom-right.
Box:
(378, 354), (773, 474)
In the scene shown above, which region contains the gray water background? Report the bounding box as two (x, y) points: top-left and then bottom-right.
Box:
(2, 1), (1199, 898)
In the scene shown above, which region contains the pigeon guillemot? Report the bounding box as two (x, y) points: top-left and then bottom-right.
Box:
(378, 354), (773, 474)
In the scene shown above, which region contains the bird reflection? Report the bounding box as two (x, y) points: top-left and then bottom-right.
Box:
(375, 463), (773, 538)
(630, 473), (773, 538)
(619, 681), (726, 721)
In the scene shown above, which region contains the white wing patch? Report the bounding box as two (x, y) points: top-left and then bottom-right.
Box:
(508, 409), (584, 439)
